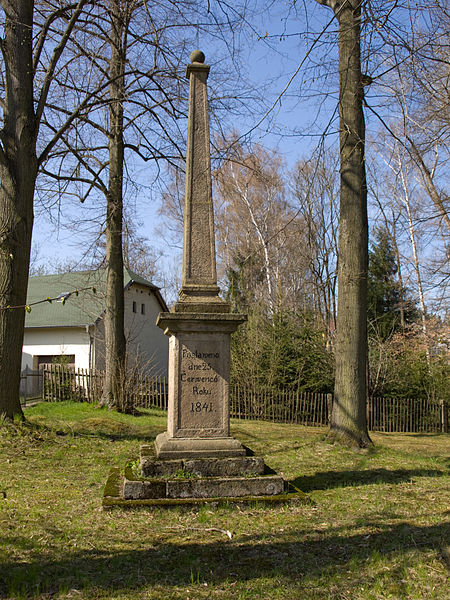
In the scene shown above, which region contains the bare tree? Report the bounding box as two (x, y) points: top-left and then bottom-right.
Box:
(38, 1), (251, 410)
(368, 171), (407, 332)
(100, 0), (128, 408)
(367, 1), (449, 233)
(292, 153), (339, 345)
(314, 0), (371, 446)
(380, 143), (432, 364)
(0, 0), (96, 421)
(214, 140), (307, 315)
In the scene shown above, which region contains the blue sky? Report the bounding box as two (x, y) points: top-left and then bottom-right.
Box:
(28, 1), (449, 316)
(31, 2), (341, 282)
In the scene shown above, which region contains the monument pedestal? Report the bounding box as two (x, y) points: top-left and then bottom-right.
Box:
(118, 308), (290, 502)
(119, 443), (286, 502)
(154, 432), (245, 459)
(154, 312), (246, 459)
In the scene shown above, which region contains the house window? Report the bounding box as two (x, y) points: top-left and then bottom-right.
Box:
(141, 303), (145, 315)
(35, 355), (75, 369)
(132, 301), (137, 313)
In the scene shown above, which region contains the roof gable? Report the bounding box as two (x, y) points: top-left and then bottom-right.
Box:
(25, 268), (167, 328)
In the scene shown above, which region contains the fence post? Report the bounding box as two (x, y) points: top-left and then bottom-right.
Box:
(42, 368), (46, 401)
(441, 399), (448, 434)
(51, 365), (56, 401)
(327, 394), (332, 425)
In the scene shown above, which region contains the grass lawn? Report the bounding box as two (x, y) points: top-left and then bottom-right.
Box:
(0, 402), (448, 600)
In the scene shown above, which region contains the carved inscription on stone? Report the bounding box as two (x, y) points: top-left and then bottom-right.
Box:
(178, 339), (225, 434)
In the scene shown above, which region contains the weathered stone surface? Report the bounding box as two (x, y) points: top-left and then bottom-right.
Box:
(140, 453), (265, 478)
(123, 479), (166, 500)
(140, 444), (154, 457)
(183, 456), (265, 477)
(155, 319), (245, 444)
(122, 459), (285, 501)
(166, 475), (285, 499)
(153, 51), (246, 462)
(154, 431), (245, 459)
(175, 333), (227, 436)
(177, 53), (219, 310)
(103, 468), (311, 509)
(141, 457), (183, 478)
(157, 313), (246, 334)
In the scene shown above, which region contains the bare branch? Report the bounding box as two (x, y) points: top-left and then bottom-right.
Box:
(35, 0), (91, 134)
(32, 3), (82, 73)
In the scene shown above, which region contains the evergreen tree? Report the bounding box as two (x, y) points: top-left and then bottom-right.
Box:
(230, 307), (334, 393)
(367, 227), (415, 340)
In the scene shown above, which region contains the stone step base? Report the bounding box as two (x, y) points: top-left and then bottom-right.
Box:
(123, 462), (285, 500)
(154, 432), (246, 459)
(102, 468), (313, 510)
(140, 444), (265, 478)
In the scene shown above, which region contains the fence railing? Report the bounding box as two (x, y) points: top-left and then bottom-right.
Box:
(42, 365), (102, 403)
(229, 384), (446, 433)
(368, 395), (446, 433)
(40, 366), (448, 433)
(130, 373), (168, 410)
(229, 383), (331, 427)
(20, 366), (42, 399)
(41, 364), (167, 408)
(229, 385), (446, 433)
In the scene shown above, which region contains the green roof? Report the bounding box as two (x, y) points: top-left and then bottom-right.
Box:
(25, 268), (165, 328)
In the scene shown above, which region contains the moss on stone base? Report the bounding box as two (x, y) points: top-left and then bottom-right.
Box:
(102, 468), (314, 510)
(103, 467), (122, 498)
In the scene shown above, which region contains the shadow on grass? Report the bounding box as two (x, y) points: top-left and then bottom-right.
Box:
(291, 468), (447, 492)
(0, 522), (447, 597)
(78, 429), (162, 443)
(25, 423), (164, 444)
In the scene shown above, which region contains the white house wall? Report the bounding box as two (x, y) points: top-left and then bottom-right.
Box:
(22, 283), (169, 377)
(22, 327), (91, 371)
(125, 284), (168, 376)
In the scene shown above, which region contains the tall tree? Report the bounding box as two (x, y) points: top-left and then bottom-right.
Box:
(214, 140), (307, 315)
(101, 0), (128, 409)
(0, 0), (92, 421)
(40, 0), (186, 410)
(292, 153), (339, 345)
(38, 1), (252, 410)
(370, 1), (449, 233)
(315, 0), (371, 446)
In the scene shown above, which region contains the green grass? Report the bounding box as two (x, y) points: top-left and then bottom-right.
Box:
(0, 401), (449, 600)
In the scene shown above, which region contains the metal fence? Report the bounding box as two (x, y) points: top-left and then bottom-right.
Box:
(38, 366), (448, 433)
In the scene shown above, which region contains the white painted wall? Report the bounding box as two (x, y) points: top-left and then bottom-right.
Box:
(21, 283), (169, 377)
(22, 327), (91, 371)
(124, 284), (169, 376)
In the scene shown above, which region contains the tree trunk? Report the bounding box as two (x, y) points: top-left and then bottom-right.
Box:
(406, 136), (450, 234)
(399, 164), (431, 367)
(389, 215), (406, 332)
(101, 0), (127, 409)
(0, 1), (37, 421)
(328, 0), (371, 446)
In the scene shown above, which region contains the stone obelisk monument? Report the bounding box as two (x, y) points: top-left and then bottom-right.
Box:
(155, 50), (247, 459)
(104, 51), (287, 505)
